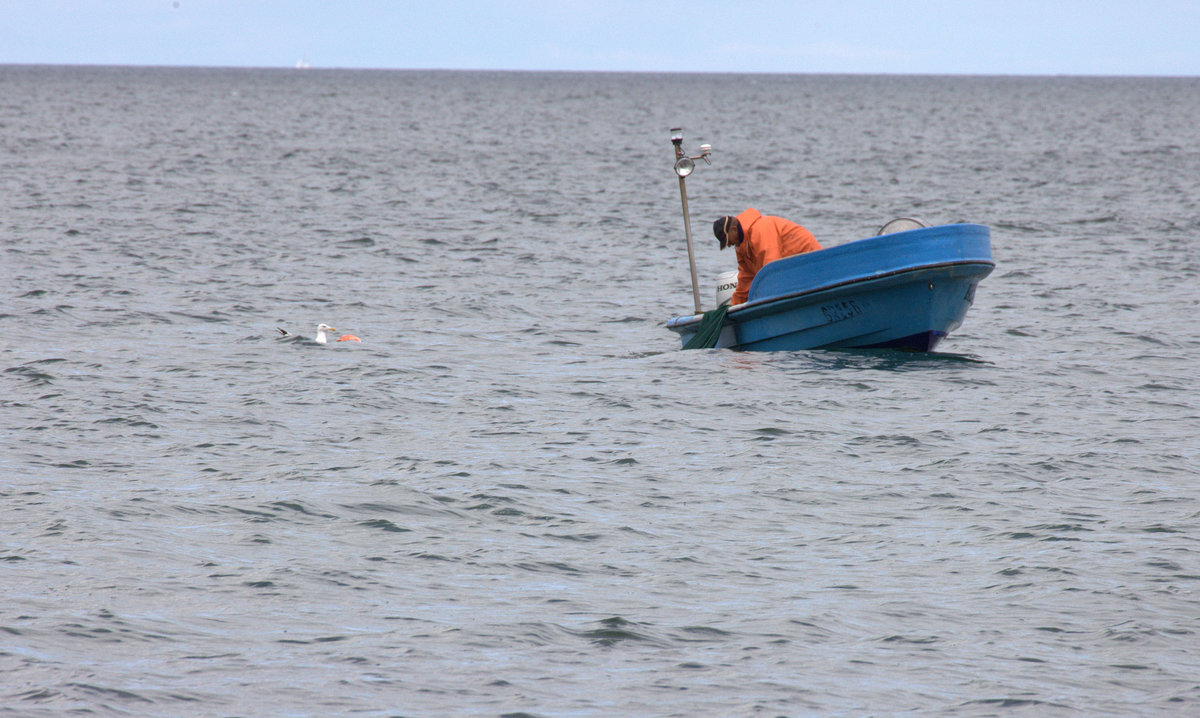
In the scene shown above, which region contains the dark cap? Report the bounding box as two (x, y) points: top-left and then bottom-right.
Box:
(713, 216), (741, 250)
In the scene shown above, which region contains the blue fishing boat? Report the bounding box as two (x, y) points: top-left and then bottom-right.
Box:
(665, 222), (994, 351)
(663, 129), (993, 352)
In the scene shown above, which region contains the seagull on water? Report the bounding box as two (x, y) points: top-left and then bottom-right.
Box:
(277, 323), (361, 344)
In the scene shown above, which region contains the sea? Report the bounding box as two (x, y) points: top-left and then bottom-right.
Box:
(2, 65), (1198, 717)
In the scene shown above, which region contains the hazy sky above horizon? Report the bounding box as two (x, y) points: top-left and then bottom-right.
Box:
(4, 0), (1199, 76)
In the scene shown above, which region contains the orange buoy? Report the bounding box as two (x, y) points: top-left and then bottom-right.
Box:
(336, 334), (361, 343)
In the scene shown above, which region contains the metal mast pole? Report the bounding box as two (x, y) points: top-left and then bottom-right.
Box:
(672, 132), (703, 315)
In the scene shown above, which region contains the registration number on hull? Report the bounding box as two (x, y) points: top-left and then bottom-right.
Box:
(821, 300), (864, 324)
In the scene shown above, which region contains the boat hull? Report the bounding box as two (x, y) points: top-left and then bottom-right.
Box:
(666, 224), (994, 351)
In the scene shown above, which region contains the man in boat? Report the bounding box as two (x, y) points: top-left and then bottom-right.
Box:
(713, 208), (823, 305)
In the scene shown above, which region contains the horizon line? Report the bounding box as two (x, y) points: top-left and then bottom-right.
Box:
(2, 61), (1197, 80)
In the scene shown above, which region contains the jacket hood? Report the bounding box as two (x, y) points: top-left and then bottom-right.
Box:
(736, 208), (763, 231)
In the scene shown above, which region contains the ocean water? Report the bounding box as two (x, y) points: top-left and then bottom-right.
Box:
(2, 66), (1199, 716)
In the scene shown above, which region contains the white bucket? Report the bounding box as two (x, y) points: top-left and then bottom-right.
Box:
(715, 270), (738, 306)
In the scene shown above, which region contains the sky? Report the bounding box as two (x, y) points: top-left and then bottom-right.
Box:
(3, 0), (1199, 76)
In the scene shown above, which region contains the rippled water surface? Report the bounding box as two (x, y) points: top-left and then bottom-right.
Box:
(3, 66), (1199, 716)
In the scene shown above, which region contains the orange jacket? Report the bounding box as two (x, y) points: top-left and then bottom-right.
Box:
(730, 208), (822, 305)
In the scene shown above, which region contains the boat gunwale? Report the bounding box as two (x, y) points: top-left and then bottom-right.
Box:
(666, 258), (995, 331)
